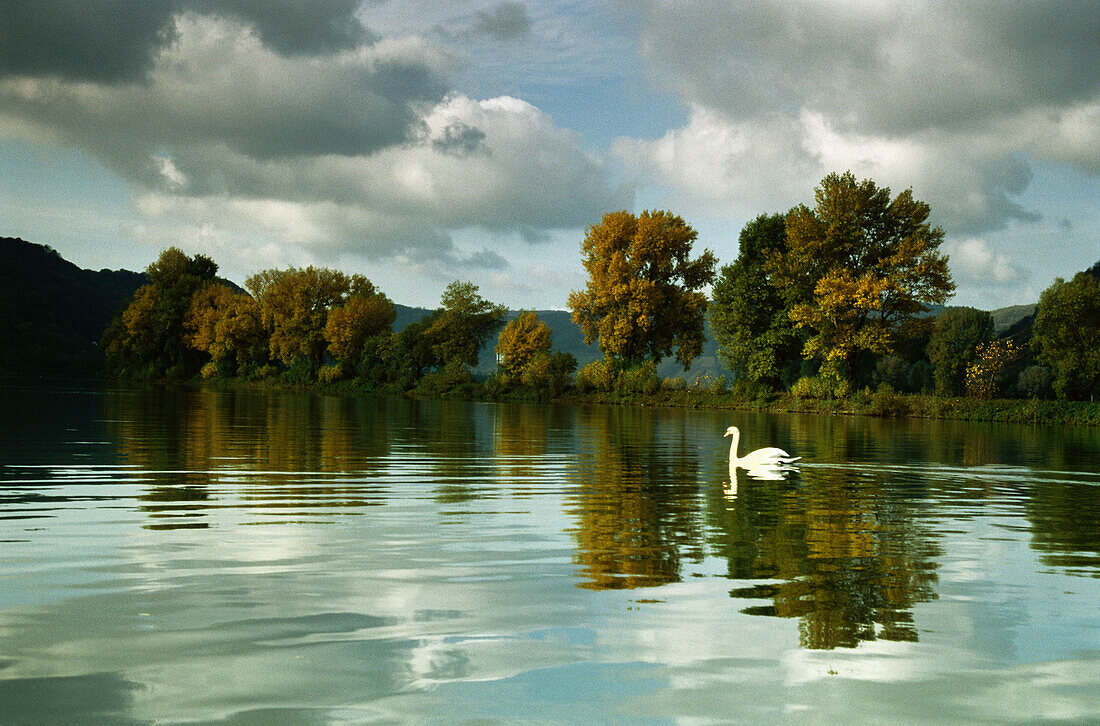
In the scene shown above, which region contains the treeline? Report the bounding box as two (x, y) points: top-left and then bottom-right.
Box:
(706, 174), (1100, 402)
(102, 248), (576, 397)
(101, 171), (1100, 404)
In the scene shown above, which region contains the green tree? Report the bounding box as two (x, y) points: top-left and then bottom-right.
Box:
(710, 213), (801, 388)
(245, 266), (355, 371)
(1032, 271), (1100, 400)
(568, 210), (717, 369)
(495, 311), (553, 378)
(777, 172), (955, 383)
(103, 247), (219, 378)
(426, 281), (506, 369)
(392, 311), (442, 382)
(324, 277), (396, 369)
(926, 307), (994, 396)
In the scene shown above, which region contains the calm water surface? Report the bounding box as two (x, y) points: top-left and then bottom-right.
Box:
(0, 384), (1098, 724)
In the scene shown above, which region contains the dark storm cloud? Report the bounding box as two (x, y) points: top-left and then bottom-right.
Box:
(0, 0), (371, 83)
(0, 0), (176, 82)
(432, 121), (489, 156)
(637, 0), (1100, 135)
(470, 2), (531, 41)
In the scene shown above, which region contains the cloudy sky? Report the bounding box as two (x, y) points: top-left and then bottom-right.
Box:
(2, 1), (1098, 310)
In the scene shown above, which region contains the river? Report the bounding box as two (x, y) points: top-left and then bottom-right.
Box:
(1, 384), (1097, 724)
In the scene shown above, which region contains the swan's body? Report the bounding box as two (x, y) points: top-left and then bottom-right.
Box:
(724, 426), (800, 469)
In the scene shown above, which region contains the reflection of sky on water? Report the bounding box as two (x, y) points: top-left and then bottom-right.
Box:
(0, 385), (1097, 723)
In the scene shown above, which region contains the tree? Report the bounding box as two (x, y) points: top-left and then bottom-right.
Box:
(926, 307), (994, 396)
(965, 339), (1023, 399)
(245, 266), (355, 371)
(426, 281), (506, 369)
(324, 278), (396, 369)
(103, 247), (219, 378)
(777, 172), (955, 383)
(495, 311), (553, 378)
(184, 283), (268, 375)
(709, 213), (801, 388)
(568, 210), (716, 369)
(1032, 271), (1100, 400)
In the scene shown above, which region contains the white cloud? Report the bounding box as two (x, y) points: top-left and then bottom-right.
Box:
(0, 11), (627, 297)
(945, 238), (1026, 287)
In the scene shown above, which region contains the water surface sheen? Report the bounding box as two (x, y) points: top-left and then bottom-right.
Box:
(1, 384), (1098, 724)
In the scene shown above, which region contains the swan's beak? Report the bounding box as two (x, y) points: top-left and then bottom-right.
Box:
(723, 430), (731, 437)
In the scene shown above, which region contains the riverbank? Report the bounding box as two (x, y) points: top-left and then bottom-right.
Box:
(194, 375), (1100, 427)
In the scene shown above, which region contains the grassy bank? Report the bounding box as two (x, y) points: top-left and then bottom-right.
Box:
(194, 374), (1100, 427)
(557, 387), (1100, 426)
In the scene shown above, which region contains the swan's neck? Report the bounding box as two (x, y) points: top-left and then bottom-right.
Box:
(728, 429), (740, 463)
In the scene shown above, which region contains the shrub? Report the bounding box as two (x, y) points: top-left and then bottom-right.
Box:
(709, 374), (729, 394)
(618, 360), (659, 394)
(317, 364), (344, 384)
(200, 361), (221, 379)
(576, 357), (617, 392)
(662, 376), (686, 391)
(1017, 365), (1054, 399)
(874, 355), (909, 392)
(867, 384), (909, 417)
(791, 375), (835, 399)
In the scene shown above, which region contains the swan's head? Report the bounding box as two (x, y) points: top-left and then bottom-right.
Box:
(723, 426), (739, 438)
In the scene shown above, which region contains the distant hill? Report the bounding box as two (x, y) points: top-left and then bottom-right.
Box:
(393, 303), (723, 379)
(0, 237), (146, 376)
(990, 303), (1037, 334)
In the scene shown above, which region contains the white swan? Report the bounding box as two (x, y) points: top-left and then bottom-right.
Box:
(724, 426), (800, 469)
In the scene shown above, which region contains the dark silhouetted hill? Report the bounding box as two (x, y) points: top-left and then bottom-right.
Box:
(0, 237), (146, 376)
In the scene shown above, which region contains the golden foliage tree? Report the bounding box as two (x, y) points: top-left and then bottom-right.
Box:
(495, 311), (552, 377)
(778, 172), (955, 382)
(184, 283), (267, 374)
(567, 210), (716, 369)
(324, 278), (396, 367)
(102, 247), (219, 378)
(245, 266), (356, 369)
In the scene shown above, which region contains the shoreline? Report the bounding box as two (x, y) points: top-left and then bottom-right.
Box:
(192, 376), (1100, 427)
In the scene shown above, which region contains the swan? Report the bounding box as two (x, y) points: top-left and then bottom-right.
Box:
(724, 426), (800, 469)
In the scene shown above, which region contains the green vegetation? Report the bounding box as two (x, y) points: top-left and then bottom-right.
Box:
(7, 169), (1100, 424)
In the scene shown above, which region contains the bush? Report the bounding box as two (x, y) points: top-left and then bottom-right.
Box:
(791, 375), (836, 399)
(662, 376), (686, 391)
(709, 374), (729, 394)
(874, 355), (909, 392)
(1017, 365), (1054, 399)
(618, 360), (659, 394)
(317, 364), (344, 384)
(867, 384), (909, 417)
(576, 357), (617, 392)
(200, 361), (221, 379)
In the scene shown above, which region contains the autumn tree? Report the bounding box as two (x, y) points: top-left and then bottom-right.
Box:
(709, 213), (802, 388)
(245, 266), (355, 371)
(776, 172), (955, 383)
(1032, 270), (1100, 400)
(102, 247), (219, 378)
(324, 277), (396, 371)
(184, 283), (268, 376)
(926, 307), (994, 396)
(426, 281), (506, 369)
(495, 311), (552, 377)
(568, 210), (716, 369)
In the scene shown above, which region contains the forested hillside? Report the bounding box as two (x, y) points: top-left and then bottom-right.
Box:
(0, 238), (145, 376)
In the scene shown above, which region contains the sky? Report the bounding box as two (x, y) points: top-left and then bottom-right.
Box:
(1, 0), (1098, 310)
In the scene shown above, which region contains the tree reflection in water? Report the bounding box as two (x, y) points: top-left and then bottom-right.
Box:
(567, 405), (706, 590)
